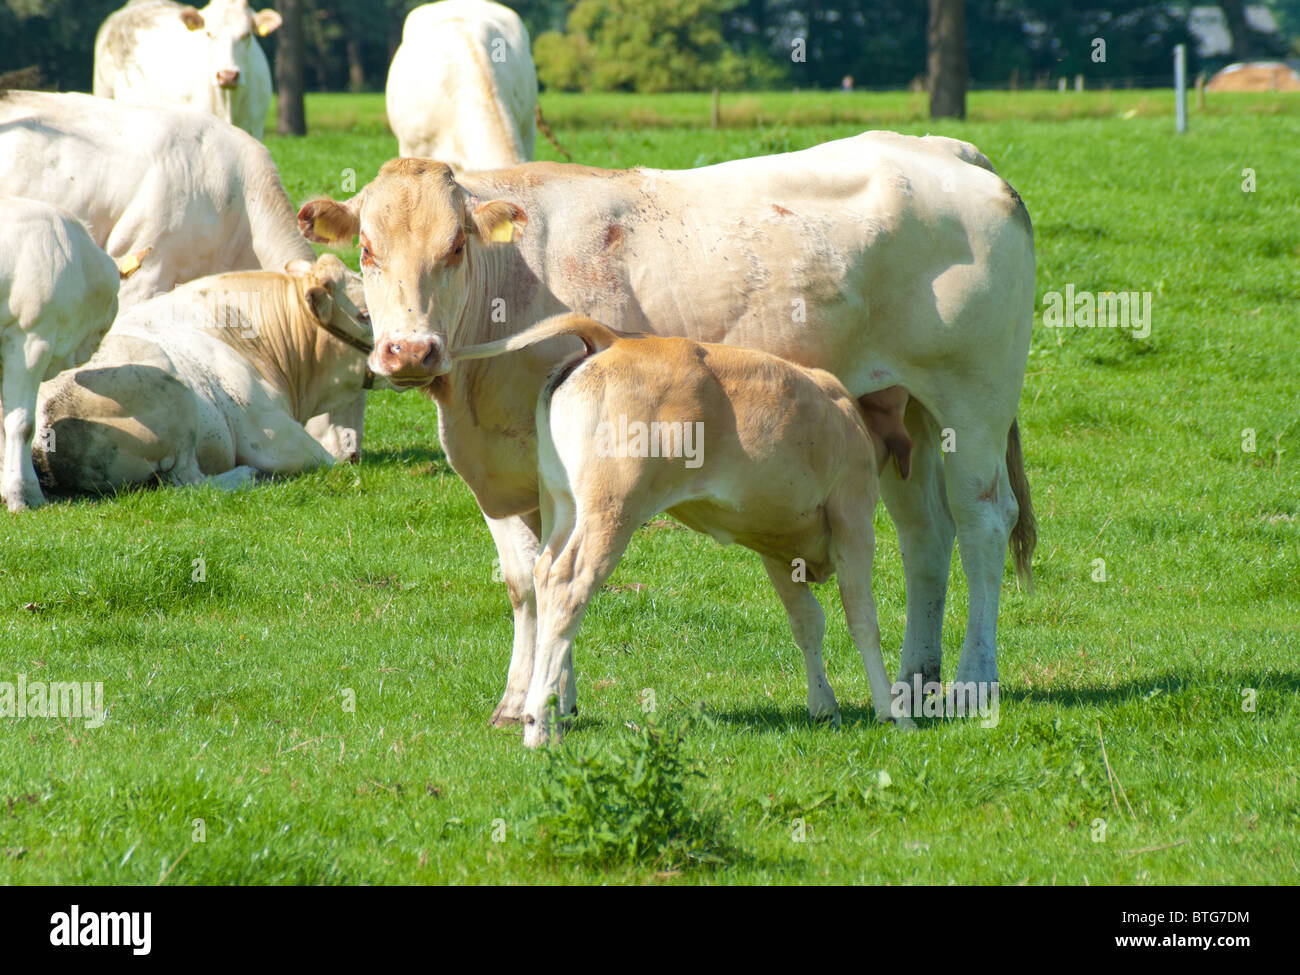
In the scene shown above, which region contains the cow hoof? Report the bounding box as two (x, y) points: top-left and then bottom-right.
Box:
(490, 700), (523, 727)
(892, 714), (919, 732)
(809, 708), (841, 728)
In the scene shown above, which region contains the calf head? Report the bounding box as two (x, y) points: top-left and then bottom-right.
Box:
(178, 1), (281, 92)
(285, 255), (397, 393)
(297, 158), (526, 388)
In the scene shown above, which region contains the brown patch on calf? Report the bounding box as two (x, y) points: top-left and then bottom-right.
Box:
(771, 204), (794, 216)
(603, 223), (624, 251)
(977, 477), (999, 503)
(857, 386), (912, 480)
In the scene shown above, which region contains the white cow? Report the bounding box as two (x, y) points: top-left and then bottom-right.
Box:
(0, 90), (364, 464)
(298, 134), (1038, 723)
(34, 257), (400, 494)
(386, 0), (537, 170)
(1, 198), (123, 511)
(94, 0), (282, 140)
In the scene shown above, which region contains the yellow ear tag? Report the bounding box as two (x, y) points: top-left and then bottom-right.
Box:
(490, 222), (515, 243)
(116, 247), (152, 279)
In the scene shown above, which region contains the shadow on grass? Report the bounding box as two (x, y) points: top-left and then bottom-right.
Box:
(1001, 670), (1300, 707)
(363, 445), (453, 474)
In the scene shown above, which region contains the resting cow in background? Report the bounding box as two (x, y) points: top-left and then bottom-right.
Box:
(94, 0), (282, 140)
(0, 198), (131, 511)
(297, 131), (1038, 722)
(386, 0), (537, 171)
(0, 90), (364, 464)
(34, 257), (400, 494)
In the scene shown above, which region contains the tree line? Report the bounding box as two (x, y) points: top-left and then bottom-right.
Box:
(2, 0), (1296, 96)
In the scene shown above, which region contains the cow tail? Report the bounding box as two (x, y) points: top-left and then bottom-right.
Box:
(535, 104), (571, 161)
(1006, 417), (1036, 591)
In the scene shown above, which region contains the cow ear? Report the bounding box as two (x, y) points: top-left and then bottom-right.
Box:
(254, 10), (283, 37)
(178, 6), (204, 30)
(469, 201), (526, 244)
(298, 196), (362, 246)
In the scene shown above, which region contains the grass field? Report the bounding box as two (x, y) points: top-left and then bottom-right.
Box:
(1, 90), (1297, 884)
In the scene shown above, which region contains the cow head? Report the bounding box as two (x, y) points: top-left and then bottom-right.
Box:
(297, 159), (526, 388)
(179, 1), (281, 92)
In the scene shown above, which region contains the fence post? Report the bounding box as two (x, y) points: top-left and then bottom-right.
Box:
(1174, 44), (1187, 133)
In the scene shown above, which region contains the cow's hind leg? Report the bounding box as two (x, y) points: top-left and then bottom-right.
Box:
(483, 511), (543, 727)
(760, 555), (839, 724)
(523, 501), (639, 748)
(943, 426), (1019, 686)
(1, 334), (51, 511)
(878, 401), (954, 686)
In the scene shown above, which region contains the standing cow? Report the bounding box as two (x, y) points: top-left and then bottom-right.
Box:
(0, 198), (124, 511)
(0, 90), (364, 464)
(94, 0), (282, 140)
(297, 132), (1037, 729)
(386, 0), (537, 171)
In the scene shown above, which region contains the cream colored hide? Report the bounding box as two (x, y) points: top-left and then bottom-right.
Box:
(0, 90), (364, 464)
(454, 313), (919, 745)
(34, 257), (395, 494)
(0, 198), (122, 511)
(386, 0), (537, 170)
(94, 0), (282, 140)
(297, 131), (1037, 722)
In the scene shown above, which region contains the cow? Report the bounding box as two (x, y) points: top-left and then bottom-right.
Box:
(34, 256), (399, 494)
(0, 90), (364, 465)
(93, 0), (282, 140)
(296, 133), (1037, 728)
(386, 0), (537, 171)
(452, 313), (918, 745)
(1, 198), (126, 511)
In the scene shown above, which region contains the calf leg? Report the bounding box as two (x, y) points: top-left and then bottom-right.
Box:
(760, 555), (839, 723)
(828, 487), (914, 728)
(524, 504), (639, 748)
(1, 335), (52, 511)
(943, 426), (1019, 686)
(878, 401), (955, 686)
(483, 510), (543, 727)
(305, 391), (366, 463)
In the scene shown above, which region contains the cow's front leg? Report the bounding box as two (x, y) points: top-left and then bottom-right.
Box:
(305, 391), (366, 463)
(1, 337), (51, 511)
(483, 510), (543, 727)
(878, 401), (954, 686)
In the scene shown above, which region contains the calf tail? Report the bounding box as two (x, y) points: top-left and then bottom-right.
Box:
(1006, 417), (1036, 591)
(451, 313), (633, 363)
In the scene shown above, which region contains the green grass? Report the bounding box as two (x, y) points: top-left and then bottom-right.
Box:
(2, 91), (1297, 884)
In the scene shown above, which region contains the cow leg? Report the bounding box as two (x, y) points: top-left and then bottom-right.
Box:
(878, 401), (954, 686)
(1, 335), (51, 511)
(305, 391), (366, 464)
(483, 510), (543, 727)
(827, 488), (915, 728)
(942, 426), (1019, 686)
(524, 504), (638, 748)
(760, 555), (839, 723)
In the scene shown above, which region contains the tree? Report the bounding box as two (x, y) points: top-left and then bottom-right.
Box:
(928, 0), (966, 118)
(276, 0), (307, 135)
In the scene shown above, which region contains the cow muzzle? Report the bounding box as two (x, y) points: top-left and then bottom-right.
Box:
(216, 68), (242, 89)
(369, 335), (448, 387)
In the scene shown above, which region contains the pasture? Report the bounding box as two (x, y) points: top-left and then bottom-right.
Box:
(1, 90), (1296, 884)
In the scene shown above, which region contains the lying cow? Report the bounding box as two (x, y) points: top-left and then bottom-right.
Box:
(386, 0), (537, 170)
(94, 0), (282, 140)
(34, 256), (395, 493)
(0, 90), (364, 464)
(1, 198), (128, 511)
(297, 134), (1037, 727)
(453, 313), (917, 745)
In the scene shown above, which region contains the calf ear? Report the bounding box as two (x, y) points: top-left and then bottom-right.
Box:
(253, 10), (283, 37)
(305, 281), (334, 324)
(468, 200), (527, 244)
(178, 6), (204, 30)
(298, 196), (362, 246)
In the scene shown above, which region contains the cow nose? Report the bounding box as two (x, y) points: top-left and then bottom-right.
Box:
(216, 69), (241, 89)
(371, 336), (444, 383)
